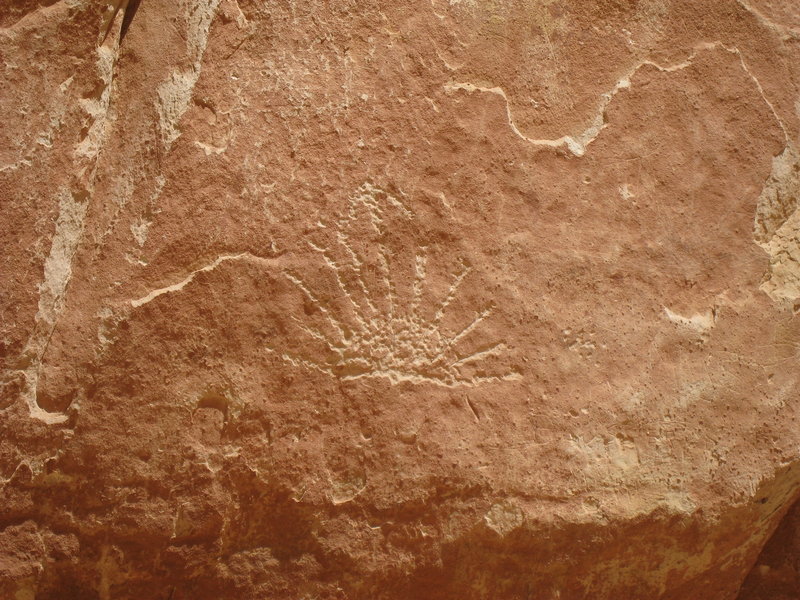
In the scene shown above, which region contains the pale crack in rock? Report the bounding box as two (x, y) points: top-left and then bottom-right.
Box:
(444, 50), (697, 157)
(727, 45), (790, 144)
(21, 189), (89, 424)
(157, 0), (221, 148)
(755, 145), (800, 302)
(444, 42), (788, 156)
(130, 252), (271, 308)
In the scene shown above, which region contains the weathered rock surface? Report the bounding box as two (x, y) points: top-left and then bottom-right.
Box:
(2, 1), (800, 598)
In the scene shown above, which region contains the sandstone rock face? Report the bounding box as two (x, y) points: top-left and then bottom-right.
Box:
(2, 1), (800, 598)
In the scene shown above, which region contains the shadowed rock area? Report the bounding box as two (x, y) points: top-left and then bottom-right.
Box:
(1, 0), (800, 598)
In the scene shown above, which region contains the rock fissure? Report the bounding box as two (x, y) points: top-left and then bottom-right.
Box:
(444, 41), (788, 157)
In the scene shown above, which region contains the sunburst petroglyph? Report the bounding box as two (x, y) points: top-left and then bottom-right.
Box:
(273, 184), (519, 386)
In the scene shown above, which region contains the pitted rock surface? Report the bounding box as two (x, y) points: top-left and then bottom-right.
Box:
(2, 1), (800, 599)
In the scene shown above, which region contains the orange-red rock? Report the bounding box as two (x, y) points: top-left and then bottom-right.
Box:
(2, 1), (800, 598)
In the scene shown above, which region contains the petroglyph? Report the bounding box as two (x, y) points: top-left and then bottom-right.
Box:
(275, 184), (518, 386)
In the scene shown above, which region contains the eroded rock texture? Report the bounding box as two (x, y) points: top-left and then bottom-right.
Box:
(2, 1), (800, 598)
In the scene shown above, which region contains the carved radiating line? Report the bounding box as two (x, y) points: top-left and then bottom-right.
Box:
(309, 242), (371, 331)
(291, 317), (344, 353)
(451, 342), (505, 367)
(336, 231), (379, 314)
(350, 183), (413, 233)
(434, 263), (470, 323)
(284, 271), (348, 341)
(276, 350), (331, 377)
(279, 185), (513, 387)
(378, 244), (396, 334)
(447, 306), (493, 348)
(411, 252), (427, 322)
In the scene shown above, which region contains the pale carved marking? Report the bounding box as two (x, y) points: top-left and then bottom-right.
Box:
(274, 184), (519, 387)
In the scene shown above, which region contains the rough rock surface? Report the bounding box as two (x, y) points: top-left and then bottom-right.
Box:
(2, 1), (800, 598)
